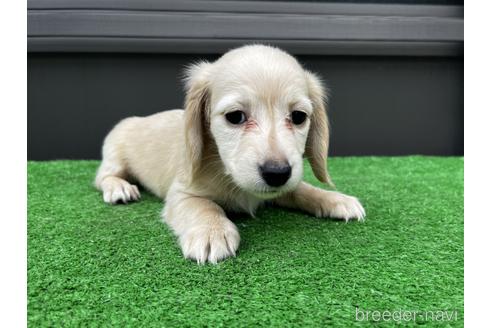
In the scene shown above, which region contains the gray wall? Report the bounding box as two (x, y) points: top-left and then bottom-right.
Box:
(27, 1), (463, 160)
(27, 52), (463, 160)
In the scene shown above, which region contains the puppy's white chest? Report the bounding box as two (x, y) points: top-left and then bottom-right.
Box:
(219, 192), (264, 217)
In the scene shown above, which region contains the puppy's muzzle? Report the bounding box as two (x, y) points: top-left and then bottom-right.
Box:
(259, 161), (292, 187)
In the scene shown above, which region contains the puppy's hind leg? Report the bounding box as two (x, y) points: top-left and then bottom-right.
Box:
(94, 137), (140, 205)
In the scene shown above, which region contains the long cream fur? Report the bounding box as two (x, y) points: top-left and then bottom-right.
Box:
(95, 45), (365, 264)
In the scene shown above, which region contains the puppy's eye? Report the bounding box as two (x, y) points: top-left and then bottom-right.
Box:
(225, 110), (247, 125)
(291, 110), (307, 125)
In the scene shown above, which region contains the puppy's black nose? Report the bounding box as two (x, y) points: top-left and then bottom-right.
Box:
(259, 161), (292, 187)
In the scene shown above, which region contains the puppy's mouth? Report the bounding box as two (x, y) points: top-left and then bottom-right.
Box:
(249, 184), (295, 199)
(251, 189), (285, 199)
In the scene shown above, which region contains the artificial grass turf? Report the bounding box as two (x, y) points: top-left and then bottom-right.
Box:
(27, 156), (463, 327)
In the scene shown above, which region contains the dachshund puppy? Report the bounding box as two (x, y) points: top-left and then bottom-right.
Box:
(95, 45), (365, 263)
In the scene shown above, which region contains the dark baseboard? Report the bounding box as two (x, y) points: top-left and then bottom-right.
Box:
(27, 53), (463, 160)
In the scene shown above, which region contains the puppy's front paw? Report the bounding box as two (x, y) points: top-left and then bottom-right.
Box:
(316, 191), (366, 222)
(179, 220), (240, 264)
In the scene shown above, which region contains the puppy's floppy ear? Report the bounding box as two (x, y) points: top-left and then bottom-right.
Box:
(304, 71), (335, 187)
(183, 61), (212, 181)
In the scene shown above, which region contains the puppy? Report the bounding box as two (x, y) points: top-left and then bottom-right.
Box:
(95, 45), (365, 264)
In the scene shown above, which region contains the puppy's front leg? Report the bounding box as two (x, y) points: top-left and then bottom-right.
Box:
(163, 192), (240, 264)
(275, 182), (366, 221)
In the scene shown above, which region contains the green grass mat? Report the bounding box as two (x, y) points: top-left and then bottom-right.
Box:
(28, 157), (463, 327)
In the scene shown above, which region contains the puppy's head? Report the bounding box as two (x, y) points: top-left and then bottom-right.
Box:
(184, 45), (332, 199)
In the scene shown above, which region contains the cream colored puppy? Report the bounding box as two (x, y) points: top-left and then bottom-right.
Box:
(95, 45), (365, 264)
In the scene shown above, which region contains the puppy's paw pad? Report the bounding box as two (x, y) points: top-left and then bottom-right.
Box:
(319, 193), (366, 221)
(180, 221), (240, 264)
(103, 181), (140, 204)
